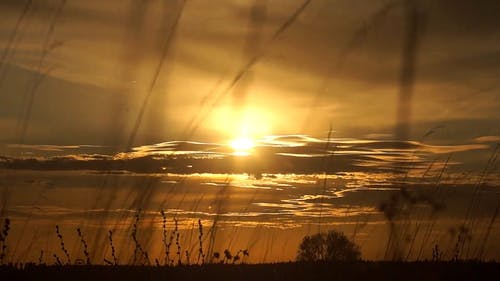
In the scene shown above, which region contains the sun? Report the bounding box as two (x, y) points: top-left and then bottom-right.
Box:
(229, 137), (255, 156)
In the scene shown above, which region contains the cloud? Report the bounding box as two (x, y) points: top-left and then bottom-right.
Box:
(7, 144), (104, 152)
(474, 136), (500, 143)
(0, 136), (493, 176)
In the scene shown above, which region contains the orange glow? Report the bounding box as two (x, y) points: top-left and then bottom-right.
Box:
(209, 106), (273, 139)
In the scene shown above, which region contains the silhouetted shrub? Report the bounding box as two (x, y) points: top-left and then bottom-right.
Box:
(297, 230), (361, 262)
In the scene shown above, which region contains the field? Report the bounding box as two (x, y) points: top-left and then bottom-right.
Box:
(1, 261), (499, 281)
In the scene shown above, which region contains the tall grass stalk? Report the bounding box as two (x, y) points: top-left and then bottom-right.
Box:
(126, 0), (186, 149)
(160, 210), (168, 265)
(184, 0), (311, 138)
(0, 0), (32, 85)
(175, 230), (181, 265)
(197, 219), (205, 264)
(38, 249), (44, 265)
(0, 218), (10, 264)
(131, 209), (149, 265)
(476, 201), (499, 260)
(55, 225), (70, 264)
(76, 228), (91, 265)
(165, 217), (177, 266)
(108, 230), (118, 265)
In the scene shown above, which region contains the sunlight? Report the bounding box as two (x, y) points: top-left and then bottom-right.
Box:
(230, 137), (255, 156)
(209, 106), (273, 140)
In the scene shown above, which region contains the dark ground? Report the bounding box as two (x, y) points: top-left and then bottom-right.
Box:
(1, 261), (499, 281)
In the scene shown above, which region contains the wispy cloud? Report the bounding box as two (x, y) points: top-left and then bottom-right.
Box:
(474, 135), (500, 143)
(7, 144), (105, 151)
(0, 136), (494, 175)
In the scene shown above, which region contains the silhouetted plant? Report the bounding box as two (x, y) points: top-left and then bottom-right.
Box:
(108, 230), (118, 265)
(185, 250), (190, 265)
(160, 210), (168, 265)
(38, 250), (44, 265)
(76, 228), (91, 265)
(166, 218), (177, 265)
(197, 219), (205, 264)
(297, 230), (361, 262)
(0, 218), (10, 264)
(453, 225), (471, 261)
(55, 225), (71, 264)
(432, 244), (441, 262)
(213, 252), (220, 263)
(242, 249), (249, 262)
(175, 231), (181, 265)
(131, 209), (149, 265)
(53, 253), (62, 266)
(232, 249), (249, 264)
(223, 249), (232, 264)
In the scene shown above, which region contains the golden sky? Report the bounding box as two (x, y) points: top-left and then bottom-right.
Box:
(0, 0), (498, 149)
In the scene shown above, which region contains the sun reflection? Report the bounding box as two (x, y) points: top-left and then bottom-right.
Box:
(230, 137), (255, 156)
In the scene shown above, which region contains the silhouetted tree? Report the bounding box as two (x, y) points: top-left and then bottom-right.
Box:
(297, 230), (361, 262)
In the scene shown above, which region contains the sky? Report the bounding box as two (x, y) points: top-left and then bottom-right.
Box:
(0, 0), (498, 147)
(0, 0), (499, 264)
